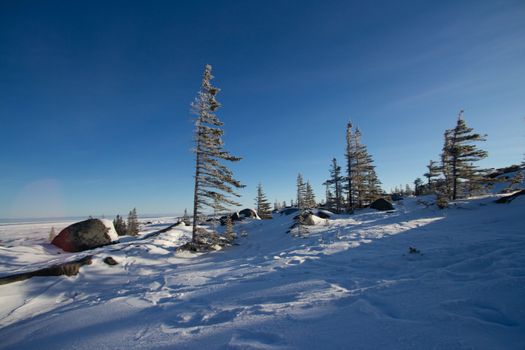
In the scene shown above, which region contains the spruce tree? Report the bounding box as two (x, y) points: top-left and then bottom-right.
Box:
(414, 178), (423, 196)
(439, 130), (454, 199)
(191, 64), (244, 241)
(363, 154), (382, 204)
(510, 171), (524, 191)
(182, 208), (190, 225)
(113, 214), (127, 236)
(322, 180), (334, 210)
(405, 184), (413, 196)
(352, 128), (374, 207)
(48, 226), (57, 242)
(443, 111), (488, 200)
(255, 182), (272, 219)
(127, 208), (139, 236)
(424, 160), (441, 193)
(345, 121), (355, 212)
(224, 215), (235, 241)
(296, 173), (307, 210)
(342, 125), (383, 207)
(305, 181), (316, 209)
(326, 158), (343, 213)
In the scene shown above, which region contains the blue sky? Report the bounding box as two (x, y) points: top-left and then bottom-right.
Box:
(1, 0), (524, 219)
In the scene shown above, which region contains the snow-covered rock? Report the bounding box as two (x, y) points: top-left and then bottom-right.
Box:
(304, 213), (324, 225)
(2, 195), (525, 349)
(370, 198), (394, 211)
(51, 218), (119, 252)
(238, 208), (260, 219)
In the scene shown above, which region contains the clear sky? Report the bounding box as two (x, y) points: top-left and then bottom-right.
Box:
(1, 0), (524, 219)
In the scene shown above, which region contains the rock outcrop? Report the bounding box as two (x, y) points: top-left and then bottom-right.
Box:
(51, 219), (119, 252)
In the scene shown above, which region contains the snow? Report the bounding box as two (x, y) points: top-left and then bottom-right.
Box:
(0, 195), (524, 349)
(100, 218), (119, 242)
(490, 169), (524, 194)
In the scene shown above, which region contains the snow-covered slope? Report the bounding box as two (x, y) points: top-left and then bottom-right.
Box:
(0, 195), (524, 349)
(490, 169), (524, 194)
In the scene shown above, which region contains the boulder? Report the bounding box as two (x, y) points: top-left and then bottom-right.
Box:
(293, 210), (312, 221)
(103, 256), (118, 266)
(370, 198), (394, 211)
(303, 213), (323, 226)
(231, 212), (241, 221)
(239, 208), (259, 219)
(51, 219), (119, 252)
(293, 211), (323, 226)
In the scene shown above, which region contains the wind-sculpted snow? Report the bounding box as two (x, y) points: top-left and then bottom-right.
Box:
(0, 195), (524, 349)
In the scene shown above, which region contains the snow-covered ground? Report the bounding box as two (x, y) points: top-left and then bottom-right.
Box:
(0, 195), (524, 349)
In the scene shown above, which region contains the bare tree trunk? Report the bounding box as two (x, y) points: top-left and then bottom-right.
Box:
(192, 144), (201, 242)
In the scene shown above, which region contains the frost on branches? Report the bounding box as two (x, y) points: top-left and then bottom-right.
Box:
(191, 64), (244, 242)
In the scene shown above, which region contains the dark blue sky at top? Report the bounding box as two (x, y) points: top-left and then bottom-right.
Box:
(1, 0), (524, 218)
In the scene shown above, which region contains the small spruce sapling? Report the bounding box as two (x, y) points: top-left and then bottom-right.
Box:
(224, 215), (236, 241)
(49, 227), (57, 242)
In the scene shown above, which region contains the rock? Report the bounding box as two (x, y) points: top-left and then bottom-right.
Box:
(293, 211), (323, 226)
(221, 209), (259, 226)
(239, 208), (259, 219)
(51, 219), (119, 252)
(103, 256), (118, 266)
(303, 214), (323, 225)
(370, 198), (394, 211)
(177, 228), (233, 252)
(231, 212), (241, 221)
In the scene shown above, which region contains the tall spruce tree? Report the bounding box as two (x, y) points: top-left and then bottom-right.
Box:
(296, 173), (307, 210)
(305, 181), (316, 209)
(442, 111), (488, 200)
(322, 180), (334, 210)
(345, 121), (355, 212)
(191, 64), (244, 241)
(326, 158), (344, 213)
(344, 126), (382, 208)
(364, 163), (382, 203)
(255, 183), (272, 219)
(414, 178), (424, 196)
(440, 130), (454, 199)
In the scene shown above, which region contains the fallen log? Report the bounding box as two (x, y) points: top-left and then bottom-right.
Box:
(0, 221), (182, 286)
(0, 256), (93, 286)
(495, 189), (525, 204)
